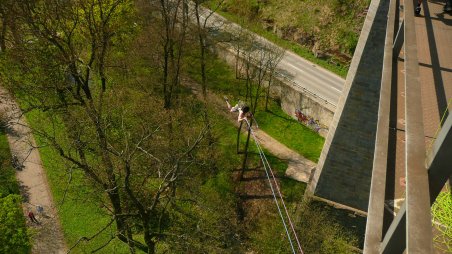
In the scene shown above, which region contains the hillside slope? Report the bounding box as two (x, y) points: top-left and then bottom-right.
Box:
(219, 0), (370, 65)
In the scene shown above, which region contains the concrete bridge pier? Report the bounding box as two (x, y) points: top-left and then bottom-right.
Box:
(306, 0), (390, 212)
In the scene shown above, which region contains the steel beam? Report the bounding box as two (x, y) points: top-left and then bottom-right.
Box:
(374, 113), (452, 254)
(403, 0), (433, 252)
(426, 113), (452, 202)
(380, 203), (406, 253)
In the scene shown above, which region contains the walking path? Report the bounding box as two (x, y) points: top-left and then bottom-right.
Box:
(184, 78), (316, 183)
(0, 88), (67, 254)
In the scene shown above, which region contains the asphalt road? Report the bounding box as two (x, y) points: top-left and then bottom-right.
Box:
(192, 5), (345, 108)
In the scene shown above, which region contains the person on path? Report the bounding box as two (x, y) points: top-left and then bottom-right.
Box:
(28, 210), (39, 224)
(446, 0), (452, 12)
(415, 0), (423, 15)
(225, 97), (251, 122)
(416, 0), (452, 14)
(36, 205), (44, 215)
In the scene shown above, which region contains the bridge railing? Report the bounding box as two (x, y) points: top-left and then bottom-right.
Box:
(364, 0), (452, 253)
(363, 0), (398, 252)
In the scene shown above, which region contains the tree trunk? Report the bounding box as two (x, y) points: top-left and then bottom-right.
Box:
(0, 19), (6, 52)
(143, 216), (156, 254)
(239, 120), (252, 180)
(265, 74), (273, 111)
(236, 121), (243, 154)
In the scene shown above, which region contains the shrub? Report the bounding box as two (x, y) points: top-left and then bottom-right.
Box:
(432, 190), (452, 253)
(251, 199), (358, 254)
(0, 194), (31, 254)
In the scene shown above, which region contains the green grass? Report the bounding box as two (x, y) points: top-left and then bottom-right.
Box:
(0, 128), (31, 253)
(431, 188), (452, 252)
(24, 111), (132, 254)
(255, 103), (324, 162)
(0, 130), (20, 196)
(20, 83), (300, 253)
(264, 152), (306, 202)
(212, 8), (349, 78)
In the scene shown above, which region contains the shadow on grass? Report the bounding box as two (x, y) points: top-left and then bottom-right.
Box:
(264, 109), (294, 122)
(239, 194), (274, 200)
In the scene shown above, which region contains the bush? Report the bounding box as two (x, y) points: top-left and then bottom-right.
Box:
(0, 194), (31, 254)
(0, 123), (30, 253)
(0, 129), (20, 197)
(251, 199), (358, 254)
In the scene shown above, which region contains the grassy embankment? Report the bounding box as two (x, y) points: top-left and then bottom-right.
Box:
(18, 14), (352, 252)
(185, 44), (365, 251)
(215, 10), (348, 78)
(20, 67), (359, 254)
(207, 0), (371, 78)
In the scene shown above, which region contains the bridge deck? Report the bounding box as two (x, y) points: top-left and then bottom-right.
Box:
(392, 0), (452, 205)
(390, 1), (451, 252)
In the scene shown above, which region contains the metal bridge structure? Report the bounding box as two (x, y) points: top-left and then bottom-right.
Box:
(306, 0), (452, 253)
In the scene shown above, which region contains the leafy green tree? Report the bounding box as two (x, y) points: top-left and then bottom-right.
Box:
(0, 1), (237, 253)
(0, 194), (30, 254)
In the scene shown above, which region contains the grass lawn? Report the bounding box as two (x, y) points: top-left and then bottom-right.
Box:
(24, 111), (132, 254)
(255, 103), (324, 162)
(0, 129), (20, 196)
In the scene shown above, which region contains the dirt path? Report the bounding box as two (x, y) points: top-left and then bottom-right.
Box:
(0, 88), (67, 254)
(185, 78), (316, 183)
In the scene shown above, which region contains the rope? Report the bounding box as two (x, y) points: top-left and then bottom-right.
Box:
(253, 132), (304, 254)
(244, 118), (304, 254)
(246, 120), (296, 254)
(250, 114), (259, 129)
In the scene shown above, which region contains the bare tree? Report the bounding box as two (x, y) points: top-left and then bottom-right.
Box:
(0, 0), (243, 253)
(153, 0), (189, 109)
(191, 0), (224, 97)
(234, 35), (284, 180)
(14, 0), (148, 252)
(1, 1), (214, 253)
(264, 45), (284, 111)
(0, 0), (20, 52)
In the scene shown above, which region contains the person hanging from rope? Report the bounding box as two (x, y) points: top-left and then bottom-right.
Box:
(224, 96), (251, 122)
